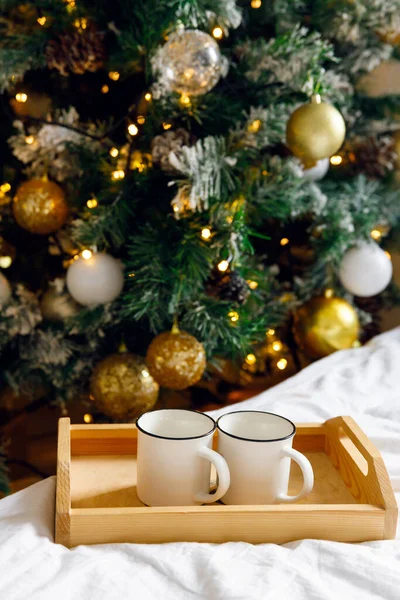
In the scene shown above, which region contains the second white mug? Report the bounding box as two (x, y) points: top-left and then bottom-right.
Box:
(216, 410), (314, 505)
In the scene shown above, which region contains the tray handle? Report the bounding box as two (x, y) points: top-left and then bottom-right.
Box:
(332, 416), (377, 470)
(325, 416), (397, 539)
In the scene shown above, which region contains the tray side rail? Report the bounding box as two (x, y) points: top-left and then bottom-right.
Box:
(55, 417), (71, 545)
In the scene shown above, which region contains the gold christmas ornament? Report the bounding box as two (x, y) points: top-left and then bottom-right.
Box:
(40, 285), (80, 321)
(286, 95), (346, 166)
(293, 295), (359, 359)
(13, 178), (68, 235)
(146, 327), (206, 390)
(90, 353), (159, 420)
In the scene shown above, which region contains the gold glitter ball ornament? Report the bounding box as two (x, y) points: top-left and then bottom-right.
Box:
(13, 179), (68, 234)
(286, 95), (346, 166)
(158, 29), (223, 96)
(293, 295), (359, 359)
(146, 329), (206, 389)
(90, 353), (159, 421)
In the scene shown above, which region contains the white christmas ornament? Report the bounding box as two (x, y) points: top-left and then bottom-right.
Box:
(339, 241), (392, 297)
(0, 272), (11, 305)
(302, 158), (329, 181)
(66, 252), (124, 306)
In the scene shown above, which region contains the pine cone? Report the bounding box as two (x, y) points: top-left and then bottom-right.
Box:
(345, 135), (397, 178)
(207, 270), (250, 305)
(45, 24), (106, 76)
(151, 128), (191, 174)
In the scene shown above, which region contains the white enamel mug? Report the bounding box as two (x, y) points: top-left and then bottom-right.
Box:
(136, 409), (230, 506)
(216, 410), (314, 505)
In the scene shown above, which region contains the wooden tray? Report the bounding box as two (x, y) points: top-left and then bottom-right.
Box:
(55, 416), (397, 547)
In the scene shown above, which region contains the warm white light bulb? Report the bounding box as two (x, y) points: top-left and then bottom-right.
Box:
(128, 123), (139, 136)
(370, 229), (381, 241)
(245, 353), (256, 365)
(228, 310), (239, 323)
(112, 169), (125, 180)
(212, 27), (223, 39)
(218, 260), (229, 272)
(15, 93), (28, 103)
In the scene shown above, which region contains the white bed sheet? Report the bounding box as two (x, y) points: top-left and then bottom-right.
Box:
(0, 328), (400, 600)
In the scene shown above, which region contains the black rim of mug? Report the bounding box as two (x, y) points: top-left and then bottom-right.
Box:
(216, 410), (296, 443)
(136, 408), (216, 441)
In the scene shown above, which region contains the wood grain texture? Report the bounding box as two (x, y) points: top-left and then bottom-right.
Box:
(69, 505), (385, 546)
(293, 423), (326, 452)
(70, 451), (356, 509)
(70, 424), (137, 432)
(325, 416), (397, 539)
(55, 418), (71, 546)
(71, 425), (137, 455)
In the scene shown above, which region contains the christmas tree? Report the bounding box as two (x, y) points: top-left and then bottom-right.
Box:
(0, 0), (400, 448)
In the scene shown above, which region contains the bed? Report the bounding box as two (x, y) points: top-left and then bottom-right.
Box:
(1, 328), (399, 599)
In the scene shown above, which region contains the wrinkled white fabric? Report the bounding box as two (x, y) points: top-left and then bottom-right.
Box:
(0, 328), (399, 600)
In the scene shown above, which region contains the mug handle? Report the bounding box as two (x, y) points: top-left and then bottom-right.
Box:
(277, 447), (314, 503)
(194, 447), (230, 504)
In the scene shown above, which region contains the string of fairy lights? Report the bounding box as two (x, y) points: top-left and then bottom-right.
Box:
(4, 76), (393, 353)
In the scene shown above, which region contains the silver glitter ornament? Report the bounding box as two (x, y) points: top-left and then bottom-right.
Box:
(158, 30), (223, 96)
